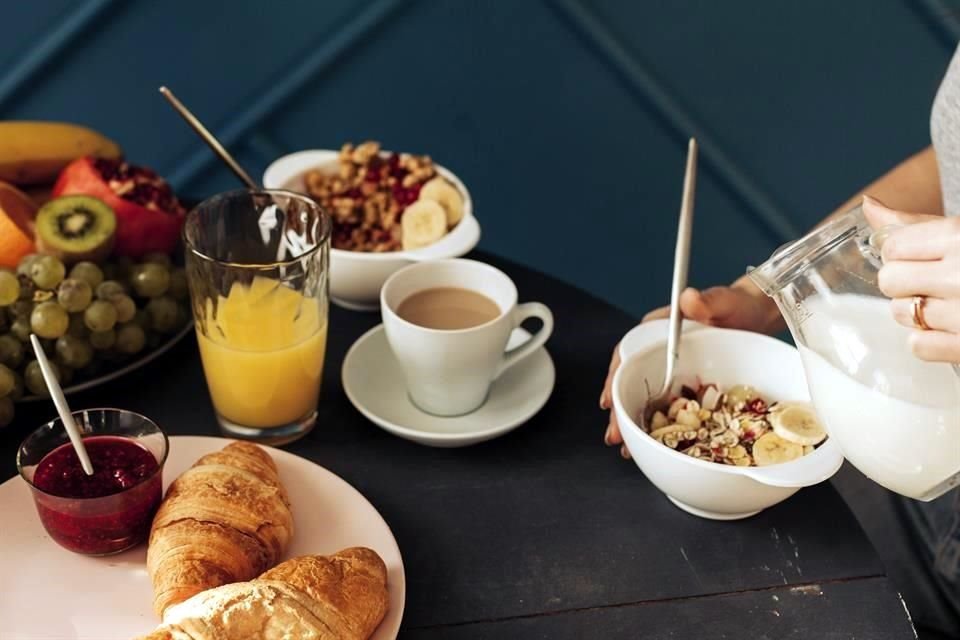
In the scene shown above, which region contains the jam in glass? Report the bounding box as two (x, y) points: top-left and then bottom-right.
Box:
(18, 409), (167, 555)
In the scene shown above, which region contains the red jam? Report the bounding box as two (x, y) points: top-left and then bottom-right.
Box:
(30, 436), (162, 555)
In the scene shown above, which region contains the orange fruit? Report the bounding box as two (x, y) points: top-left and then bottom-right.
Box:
(0, 180), (37, 268)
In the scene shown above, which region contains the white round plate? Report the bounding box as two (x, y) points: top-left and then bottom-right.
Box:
(20, 321), (194, 402)
(0, 435), (405, 639)
(342, 325), (555, 447)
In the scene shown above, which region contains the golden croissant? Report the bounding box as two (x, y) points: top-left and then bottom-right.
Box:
(147, 441), (294, 616)
(135, 547), (389, 640)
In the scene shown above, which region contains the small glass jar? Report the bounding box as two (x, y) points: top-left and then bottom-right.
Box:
(17, 408), (168, 555)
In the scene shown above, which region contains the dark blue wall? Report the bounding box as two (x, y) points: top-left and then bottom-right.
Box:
(3, 0), (956, 317)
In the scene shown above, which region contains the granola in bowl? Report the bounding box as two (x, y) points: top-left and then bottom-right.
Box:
(643, 383), (827, 467)
(302, 141), (465, 253)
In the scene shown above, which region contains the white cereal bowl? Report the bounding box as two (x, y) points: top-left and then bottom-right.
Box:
(612, 321), (844, 520)
(264, 149), (481, 310)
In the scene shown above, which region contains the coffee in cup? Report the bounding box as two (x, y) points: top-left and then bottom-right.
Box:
(381, 259), (554, 416)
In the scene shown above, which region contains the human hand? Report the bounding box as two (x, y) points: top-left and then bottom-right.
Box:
(599, 283), (782, 457)
(863, 195), (960, 363)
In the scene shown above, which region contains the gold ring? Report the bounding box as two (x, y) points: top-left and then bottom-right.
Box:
(912, 295), (931, 331)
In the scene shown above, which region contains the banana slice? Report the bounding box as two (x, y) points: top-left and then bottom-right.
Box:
(649, 424), (686, 440)
(419, 177), (464, 227)
(752, 432), (804, 466)
(401, 200), (448, 251)
(769, 403), (827, 446)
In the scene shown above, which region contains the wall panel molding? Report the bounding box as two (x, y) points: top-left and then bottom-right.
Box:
(546, 0), (800, 243)
(909, 0), (960, 50)
(0, 0), (120, 113)
(167, 0), (409, 189)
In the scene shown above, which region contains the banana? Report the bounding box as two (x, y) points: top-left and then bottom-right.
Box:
(419, 176), (464, 227)
(0, 121), (122, 185)
(769, 403), (827, 446)
(401, 200), (447, 251)
(752, 432), (804, 466)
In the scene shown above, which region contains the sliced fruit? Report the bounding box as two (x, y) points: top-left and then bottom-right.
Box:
(35, 196), (116, 264)
(770, 402), (827, 446)
(0, 122), (121, 185)
(52, 157), (184, 258)
(752, 432), (805, 466)
(401, 200), (447, 251)
(0, 181), (37, 269)
(419, 176), (464, 227)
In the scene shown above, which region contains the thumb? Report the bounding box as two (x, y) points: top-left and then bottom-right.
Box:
(679, 287), (740, 325)
(862, 195), (940, 229)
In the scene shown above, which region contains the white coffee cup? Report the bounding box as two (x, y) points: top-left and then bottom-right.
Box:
(381, 259), (554, 416)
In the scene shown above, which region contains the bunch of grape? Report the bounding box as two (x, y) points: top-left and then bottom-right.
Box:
(0, 252), (191, 427)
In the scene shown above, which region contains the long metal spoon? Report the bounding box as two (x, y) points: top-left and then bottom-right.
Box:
(644, 138), (698, 425)
(158, 86), (258, 189)
(29, 335), (94, 475)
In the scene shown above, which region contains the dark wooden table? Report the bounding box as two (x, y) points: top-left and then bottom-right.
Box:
(0, 253), (917, 639)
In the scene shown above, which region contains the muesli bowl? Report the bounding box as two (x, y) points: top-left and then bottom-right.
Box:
(612, 321), (844, 520)
(263, 148), (480, 310)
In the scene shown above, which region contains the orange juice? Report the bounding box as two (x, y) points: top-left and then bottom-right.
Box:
(196, 276), (327, 427)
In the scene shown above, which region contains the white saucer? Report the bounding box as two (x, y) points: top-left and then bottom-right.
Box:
(342, 325), (555, 447)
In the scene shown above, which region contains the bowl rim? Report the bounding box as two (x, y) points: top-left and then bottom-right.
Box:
(612, 326), (837, 477)
(16, 407), (170, 500)
(262, 148), (476, 263)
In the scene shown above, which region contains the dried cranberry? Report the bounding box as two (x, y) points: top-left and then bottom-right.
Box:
(680, 385), (698, 400)
(745, 398), (768, 414)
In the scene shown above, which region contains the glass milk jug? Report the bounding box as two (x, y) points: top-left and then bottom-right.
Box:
(749, 205), (960, 501)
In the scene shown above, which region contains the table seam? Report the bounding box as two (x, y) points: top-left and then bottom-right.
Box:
(404, 573), (889, 631)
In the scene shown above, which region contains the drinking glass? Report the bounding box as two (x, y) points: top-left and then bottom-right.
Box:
(184, 189), (331, 445)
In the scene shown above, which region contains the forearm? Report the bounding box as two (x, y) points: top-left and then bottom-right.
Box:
(731, 146), (944, 332)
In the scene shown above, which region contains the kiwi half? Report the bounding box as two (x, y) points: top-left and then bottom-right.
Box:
(36, 195), (116, 264)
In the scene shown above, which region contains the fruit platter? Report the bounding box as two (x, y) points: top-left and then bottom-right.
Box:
(0, 121), (192, 425)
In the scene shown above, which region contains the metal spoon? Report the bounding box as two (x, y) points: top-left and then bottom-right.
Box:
(29, 335), (94, 475)
(158, 86), (258, 189)
(643, 138), (698, 426)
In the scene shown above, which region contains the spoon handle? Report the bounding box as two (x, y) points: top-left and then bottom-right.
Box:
(29, 335), (94, 476)
(159, 86), (258, 189)
(662, 138), (698, 396)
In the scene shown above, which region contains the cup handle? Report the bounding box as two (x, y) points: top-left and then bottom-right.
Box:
(493, 302), (554, 379)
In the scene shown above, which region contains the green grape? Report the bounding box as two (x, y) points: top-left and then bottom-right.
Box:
(89, 329), (116, 350)
(10, 318), (30, 342)
(0, 271), (20, 306)
(0, 396), (12, 428)
(147, 296), (179, 333)
(24, 359), (58, 396)
(16, 254), (40, 277)
(67, 313), (88, 338)
(168, 268), (189, 300)
(142, 252), (172, 267)
(0, 335), (23, 368)
(30, 256), (65, 290)
(115, 323), (146, 355)
(0, 363), (14, 397)
(31, 301), (69, 339)
(96, 280), (126, 300)
(111, 294), (136, 323)
(55, 335), (93, 369)
(8, 371), (23, 401)
(130, 263), (170, 298)
(57, 278), (93, 312)
(68, 261), (104, 288)
(84, 300), (118, 332)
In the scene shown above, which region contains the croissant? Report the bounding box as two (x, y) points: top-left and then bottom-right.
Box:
(147, 441), (294, 616)
(135, 547), (389, 640)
